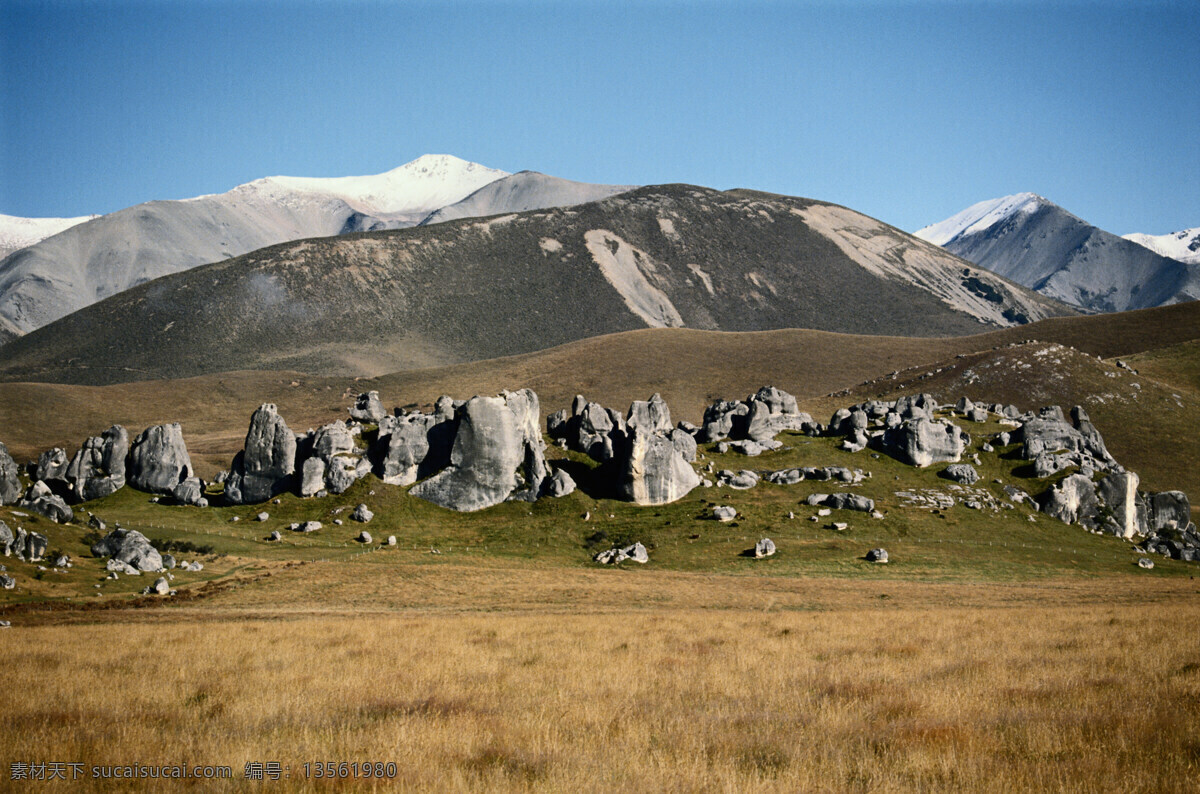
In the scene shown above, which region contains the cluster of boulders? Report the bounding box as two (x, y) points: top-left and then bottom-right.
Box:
(0, 423), (195, 521)
(0, 520), (48, 562)
(594, 541), (649, 564)
(548, 393), (699, 505)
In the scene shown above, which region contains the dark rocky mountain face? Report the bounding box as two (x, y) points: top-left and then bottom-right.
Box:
(934, 202), (1200, 313)
(0, 185), (1069, 386)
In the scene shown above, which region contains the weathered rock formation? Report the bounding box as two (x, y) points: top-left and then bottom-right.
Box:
(128, 424), (194, 495)
(90, 528), (163, 572)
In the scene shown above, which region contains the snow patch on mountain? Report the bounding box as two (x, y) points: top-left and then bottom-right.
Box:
(1123, 228), (1200, 265)
(914, 193), (1044, 246)
(233, 154), (508, 217)
(0, 213), (98, 256)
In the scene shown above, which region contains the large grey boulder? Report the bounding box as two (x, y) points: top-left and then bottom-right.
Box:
(349, 391), (387, 424)
(548, 396), (624, 462)
(171, 477), (206, 506)
(19, 481), (73, 523)
(376, 412), (453, 486)
(618, 426), (700, 505)
(754, 538), (776, 558)
(1014, 405), (1116, 471)
(10, 528), (25, 559)
(699, 400), (748, 443)
(128, 423), (193, 495)
(24, 531), (47, 561)
(626, 393), (672, 434)
(942, 464), (980, 485)
(91, 528), (163, 572)
(1040, 473), (1100, 526)
(225, 404), (296, 504)
(0, 574), (13, 590)
(66, 425), (128, 501)
(35, 447), (71, 487)
(324, 456), (363, 494)
(307, 421), (368, 494)
(298, 457), (326, 497)
(1146, 491), (1191, 533)
(806, 493), (875, 513)
(543, 468), (576, 498)
(700, 387), (812, 443)
(866, 548), (889, 563)
(670, 428), (697, 463)
(351, 504), (374, 523)
(0, 521), (12, 556)
(310, 420), (356, 461)
(410, 390), (548, 512)
(713, 505), (737, 522)
(1097, 471), (1143, 538)
(879, 418), (967, 467)
(0, 443), (22, 505)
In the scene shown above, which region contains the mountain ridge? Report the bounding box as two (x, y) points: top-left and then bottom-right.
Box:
(915, 193), (1200, 313)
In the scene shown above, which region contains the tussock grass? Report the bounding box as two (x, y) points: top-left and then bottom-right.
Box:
(2, 602), (1199, 791)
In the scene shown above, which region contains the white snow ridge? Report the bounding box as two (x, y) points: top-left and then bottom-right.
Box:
(0, 213), (98, 257)
(914, 193), (1044, 246)
(240, 154), (509, 217)
(1123, 228), (1200, 266)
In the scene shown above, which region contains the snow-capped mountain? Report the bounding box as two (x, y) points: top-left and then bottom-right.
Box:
(914, 193), (1045, 246)
(1123, 228), (1200, 266)
(0, 155), (534, 338)
(914, 193), (1200, 313)
(0, 213), (98, 259)
(225, 154), (509, 219)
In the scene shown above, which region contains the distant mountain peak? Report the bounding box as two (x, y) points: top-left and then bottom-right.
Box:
(914, 193), (1048, 246)
(0, 212), (99, 256)
(239, 154), (510, 217)
(1123, 227), (1200, 266)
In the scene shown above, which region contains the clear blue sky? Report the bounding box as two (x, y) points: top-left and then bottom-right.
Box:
(2, 0), (1197, 234)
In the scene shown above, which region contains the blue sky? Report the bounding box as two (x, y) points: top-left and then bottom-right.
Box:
(2, 0), (1197, 234)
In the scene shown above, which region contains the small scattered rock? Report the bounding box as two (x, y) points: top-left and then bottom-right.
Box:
(713, 506), (737, 522)
(357, 531), (372, 544)
(866, 548), (889, 563)
(351, 504), (374, 523)
(1137, 557), (1155, 570)
(754, 538), (776, 558)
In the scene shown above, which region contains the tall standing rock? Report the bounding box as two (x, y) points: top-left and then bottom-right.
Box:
(128, 423), (194, 495)
(618, 425), (700, 506)
(35, 448), (71, 488)
(349, 391), (388, 424)
(626, 393), (673, 435)
(225, 404), (297, 504)
(66, 425), (128, 502)
(0, 443), (22, 505)
(1098, 471), (1143, 538)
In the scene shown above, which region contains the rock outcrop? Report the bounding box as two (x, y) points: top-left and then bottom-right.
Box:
(618, 425), (700, 506)
(128, 424), (194, 495)
(90, 528), (163, 572)
(18, 481), (73, 523)
(700, 387), (814, 443)
(225, 404), (297, 504)
(880, 418), (968, 467)
(66, 425), (128, 501)
(410, 390), (549, 512)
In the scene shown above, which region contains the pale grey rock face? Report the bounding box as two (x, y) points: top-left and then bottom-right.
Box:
(350, 391), (387, 424)
(699, 400), (748, 443)
(670, 428), (698, 462)
(942, 464), (979, 485)
(701, 387), (811, 444)
(377, 414), (445, 486)
(1137, 557), (1155, 569)
(290, 521), (322, 533)
(806, 492), (875, 513)
(311, 421), (356, 462)
(24, 531), (47, 561)
(410, 390), (548, 512)
(626, 393), (673, 435)
(0, 443), (21, 505)
(1, 574), (14, 590)
(162, 554), (176, 570)
(324, 456), (361, 495)
(0, 521), (12, 555)
(1040, 473), (1100, 526)
(618, 426), (700, 506)
(1015, 406), (1115, 473)
(227, 404), (296, 504)
(357, 531), (372, 544)
(128, 424), (193, 495)
(1146, 491), (1191, 533)
(352, 504), (374, 523)
(544, 468), (576, 498)
(91, 528), (163, 572)
(151, 577), (170, 595)
(754, 538), (776, 558)
(880, 418), (967, 467)
(1097, 471), (1143, 538)
(36, 447), (71, 486)
(66, 425), (128, 502)
(299, 457), (326, 497)
(171, 477), (206, 506)
(713, 506), (737, 522)
(19, 481), (73, 523)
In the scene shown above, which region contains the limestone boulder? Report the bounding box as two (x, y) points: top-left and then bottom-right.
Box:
(19, 481), (73, 523)
(1040, 473), (1100, 526)
(91, 528), (163, 572)
(0, 443), (21, 505)
(225, 404), (296, 504)
(66, 425), (128, 502)
(879, 418), (967, 467)
(618, 426), (700, 506)
(128, 424), (194, 495)
(349, 391), (388, 424)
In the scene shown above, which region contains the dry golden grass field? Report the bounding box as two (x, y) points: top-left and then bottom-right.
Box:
(2, 573), (1199, 792)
